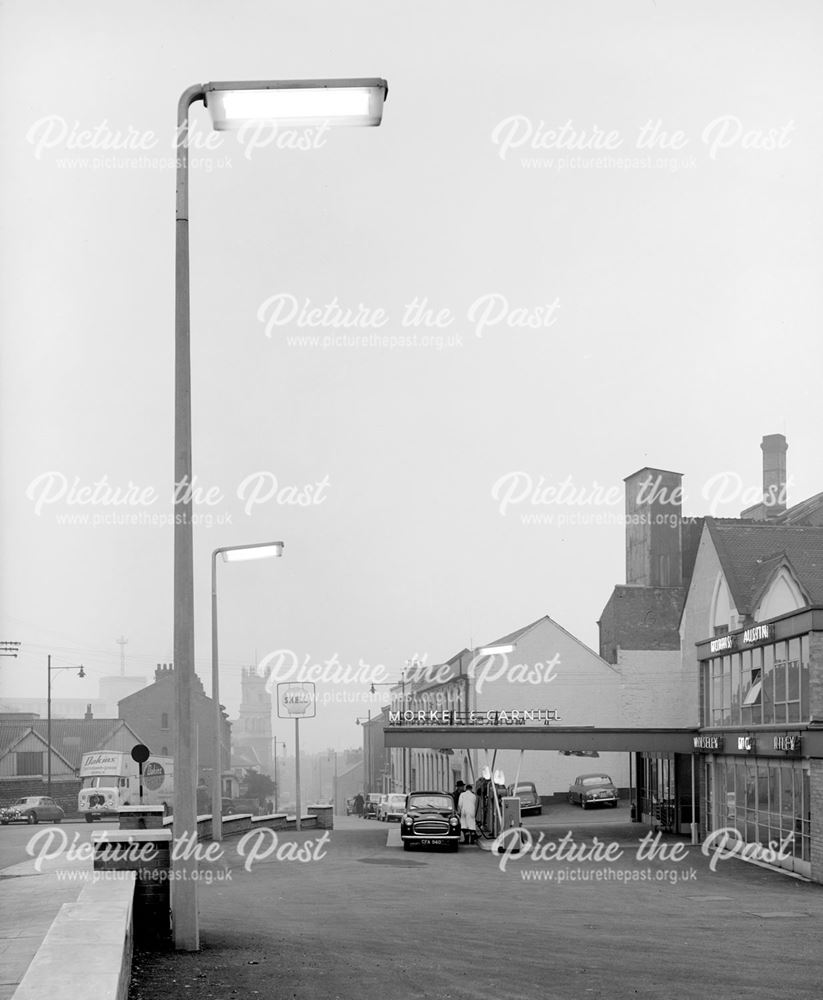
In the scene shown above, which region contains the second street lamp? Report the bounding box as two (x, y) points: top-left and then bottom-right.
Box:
(47, 656), (84, 799)
(211, 541), (284, 843)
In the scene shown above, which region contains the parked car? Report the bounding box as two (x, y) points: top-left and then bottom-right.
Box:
(401, 791), (461, 851)
(364, 793), (382, 819)
(0, 796), (65, 825)
(376, 794), (390, 820)
(507, 781), (542, 816)
(568, 774), (619, 809)
(381, 793), (408, 822)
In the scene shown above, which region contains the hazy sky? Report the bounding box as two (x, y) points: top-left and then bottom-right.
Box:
(1, 1), (821, 752)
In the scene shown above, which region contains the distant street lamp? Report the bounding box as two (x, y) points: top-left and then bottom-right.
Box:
(47, 656), (84, 798)
(355, 712), (371, 793)
(370, 668), (410, 792)
(173, 77), (387, 951)
(272, 737), (287, 812)
(211, 541), (284, 842)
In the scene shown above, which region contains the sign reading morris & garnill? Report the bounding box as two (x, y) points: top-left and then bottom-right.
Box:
(388, 709), (561, 726)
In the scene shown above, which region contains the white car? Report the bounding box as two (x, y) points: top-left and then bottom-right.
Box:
(381, 793), (408, 823)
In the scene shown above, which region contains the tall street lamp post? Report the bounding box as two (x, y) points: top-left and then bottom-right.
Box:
(173, 77), (387, 951)
(211, 541), (284, 843)
(47, 656), (84, 798)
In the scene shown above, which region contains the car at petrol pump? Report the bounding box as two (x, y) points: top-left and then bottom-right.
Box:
(506, 780), (542, 816)
(568, 773), (619, 809)
(400, 791), (461, 851)
(0, 796), (65, 825)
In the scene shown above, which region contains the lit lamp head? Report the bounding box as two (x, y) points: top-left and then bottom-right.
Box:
(205, 78), (388, 130)
(221, 542), (284, 563)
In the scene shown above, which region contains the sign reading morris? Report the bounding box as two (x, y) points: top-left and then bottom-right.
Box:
(388, 709), (561, 726)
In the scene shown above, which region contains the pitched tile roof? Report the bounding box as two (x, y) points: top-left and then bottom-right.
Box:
(0, 718), (144, 770)
(705, 518), (823, 616)
(776, 490), (823, 524)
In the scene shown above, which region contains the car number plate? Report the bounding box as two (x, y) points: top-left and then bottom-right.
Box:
(419, 838), (444, 846)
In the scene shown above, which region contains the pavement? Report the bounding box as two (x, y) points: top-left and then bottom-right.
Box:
(126, 811), (823, 1000)
(0, 820), (116, 999)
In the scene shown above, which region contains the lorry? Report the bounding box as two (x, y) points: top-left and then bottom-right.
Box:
(78, 750), (174, 822)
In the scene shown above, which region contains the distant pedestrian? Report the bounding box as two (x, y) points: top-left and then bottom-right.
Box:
(353, 792), (364, 816)
(453, 780), (465, 809)
(457, 783), (478, 844)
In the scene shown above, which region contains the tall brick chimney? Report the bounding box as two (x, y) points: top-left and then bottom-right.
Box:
(623, 467), (684, 587)
(761, 434), (788, 518)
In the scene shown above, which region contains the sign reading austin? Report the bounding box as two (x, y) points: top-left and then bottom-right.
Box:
(388, 709), (561, 725)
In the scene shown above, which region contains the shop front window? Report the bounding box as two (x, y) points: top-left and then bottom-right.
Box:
(704, 634), (809, 727)
(710, 757), (809, 874)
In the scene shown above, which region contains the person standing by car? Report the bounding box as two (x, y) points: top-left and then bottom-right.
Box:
(353, 792), (364, 817)
(452, 779), (465, 809)
(457, 783), (478, 844)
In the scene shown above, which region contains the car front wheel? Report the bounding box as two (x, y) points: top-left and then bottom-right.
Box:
(27, 813), (37, 824)
(53, 817), (62, 823)
(581, 800), (587, 810)
(403, 840), (411, 851)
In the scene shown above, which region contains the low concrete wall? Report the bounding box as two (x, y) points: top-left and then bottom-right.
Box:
(12, 872), (135, 1000)
(158, 810), (331, 840)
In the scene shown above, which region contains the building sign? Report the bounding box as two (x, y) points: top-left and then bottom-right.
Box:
(710, 634), (736, 653)
(388, 709), (560, 726)
(276, 682), (317, 719)
(693, 735), (723, 751)
(707, 622), (776, 656)
(773, 735), (801, 752)
(742, 623), (774, 645)
(737, 736), (755, 752)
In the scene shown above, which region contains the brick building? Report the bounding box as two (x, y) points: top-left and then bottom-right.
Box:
(0, 713), (145, 815)
(118, 663), (231, 787)
(600, 433), (823, 880)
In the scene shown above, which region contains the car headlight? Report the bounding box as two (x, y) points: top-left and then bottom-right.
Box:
(449, 817), (458, 825)
(402, 816), (412, 825)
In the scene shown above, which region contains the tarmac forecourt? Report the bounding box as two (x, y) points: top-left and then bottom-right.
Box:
(127, 816), (823, 1000)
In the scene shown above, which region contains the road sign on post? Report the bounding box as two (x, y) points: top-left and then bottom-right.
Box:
(277, 683), (316, 831)
(131, 744), (151, 804)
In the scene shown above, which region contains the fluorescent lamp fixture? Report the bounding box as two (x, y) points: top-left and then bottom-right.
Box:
(478, 644), (515, 656)
(205, 78), (387, 130)
(221, 542), (284, 562)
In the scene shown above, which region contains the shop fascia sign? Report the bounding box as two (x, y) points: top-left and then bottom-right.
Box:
(693, 735), (724, 751)
(708, 622), (775, 654)
(773, 735), (801, 752)
(388, 709), (561, 726)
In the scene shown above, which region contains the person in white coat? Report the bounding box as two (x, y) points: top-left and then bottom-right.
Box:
(457, 783), (478, 844)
